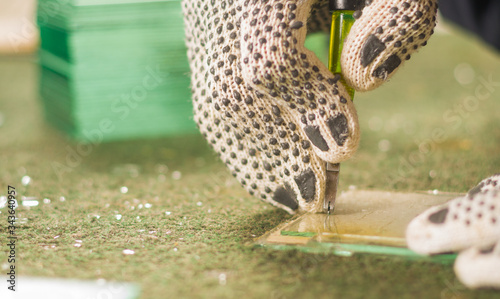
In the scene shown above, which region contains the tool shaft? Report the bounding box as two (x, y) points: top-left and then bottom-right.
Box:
(324, 162), (340, 213)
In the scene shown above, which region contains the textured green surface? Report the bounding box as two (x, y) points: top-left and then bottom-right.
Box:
(2, 24), (500, 298)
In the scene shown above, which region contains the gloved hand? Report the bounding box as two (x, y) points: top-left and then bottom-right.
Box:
(182, 0), (437, 213)
(406, 174), (500, 289)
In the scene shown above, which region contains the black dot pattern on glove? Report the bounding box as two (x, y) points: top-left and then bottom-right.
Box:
(428, 207), (448, 224)
(182, 0), (360, 213)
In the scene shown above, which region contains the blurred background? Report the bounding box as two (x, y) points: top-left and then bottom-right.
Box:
(2, 0), (196, 143)
(0, 0), (38, 54)
(1, 1), (500, 298)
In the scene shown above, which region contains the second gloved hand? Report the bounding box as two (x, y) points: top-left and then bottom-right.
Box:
(182, 0), (438, 213)
(407, 175), (500, 289)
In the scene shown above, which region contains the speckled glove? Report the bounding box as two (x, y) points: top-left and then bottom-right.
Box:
(182, 0), (437, 213)
(407, 174), (500, 289)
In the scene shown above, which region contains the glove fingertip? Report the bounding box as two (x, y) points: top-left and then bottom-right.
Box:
(454, 243), (500, 289)
(341, 0), (438, 91)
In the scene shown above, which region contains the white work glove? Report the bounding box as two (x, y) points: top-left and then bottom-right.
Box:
(182, 0), (437, 213)
(407, 174), (500, 289)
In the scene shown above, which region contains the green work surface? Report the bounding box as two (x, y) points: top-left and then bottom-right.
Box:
(3, 21), (500, 297)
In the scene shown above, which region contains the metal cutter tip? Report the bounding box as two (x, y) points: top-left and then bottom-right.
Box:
(324, 162), (340, 214)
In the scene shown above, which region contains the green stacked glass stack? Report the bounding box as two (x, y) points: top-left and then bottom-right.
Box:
(37, 0), (196, 142)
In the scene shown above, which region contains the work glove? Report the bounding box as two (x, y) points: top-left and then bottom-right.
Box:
(407, 174), (500, 289)
(182, 0), (437, 213)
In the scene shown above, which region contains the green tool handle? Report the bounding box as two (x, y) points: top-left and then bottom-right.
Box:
(328, 10), (356, 99)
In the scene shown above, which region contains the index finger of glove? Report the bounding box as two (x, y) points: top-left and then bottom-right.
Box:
(240, 0), (361, 164)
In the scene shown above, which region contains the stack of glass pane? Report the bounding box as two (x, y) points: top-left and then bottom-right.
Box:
(37, 0), (196, 142)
